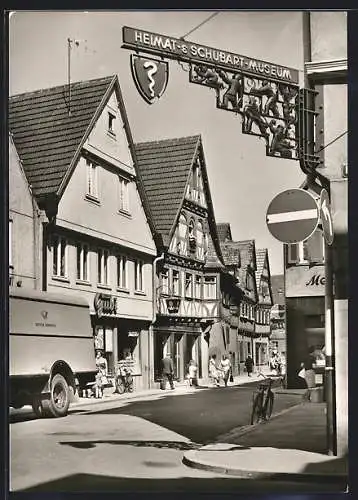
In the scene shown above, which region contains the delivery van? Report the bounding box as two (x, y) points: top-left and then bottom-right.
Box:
(9, 287), (97, 418)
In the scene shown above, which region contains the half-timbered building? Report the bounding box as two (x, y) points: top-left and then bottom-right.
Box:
(135, 135), (225, 383)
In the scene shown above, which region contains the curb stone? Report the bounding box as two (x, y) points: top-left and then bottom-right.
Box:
(182, 452), (348, 484)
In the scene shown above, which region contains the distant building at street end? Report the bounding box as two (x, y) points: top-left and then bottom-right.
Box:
(254, 248), (273, 367)
(270, 274), (286, 359)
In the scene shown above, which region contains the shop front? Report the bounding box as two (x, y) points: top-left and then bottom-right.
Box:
(92, 292), (151, 391)
(153, 322), (202, 382)
(285, 265), (325, 388)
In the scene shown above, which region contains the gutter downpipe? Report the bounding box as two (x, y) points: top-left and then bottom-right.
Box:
(149, 253), (165, 389)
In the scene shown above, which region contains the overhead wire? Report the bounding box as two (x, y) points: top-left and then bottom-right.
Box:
(179, 12), (221, 40)
(315, 130), (347, 154)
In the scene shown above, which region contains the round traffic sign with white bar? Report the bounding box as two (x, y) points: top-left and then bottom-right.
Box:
(266, 188), (319, 244)
(319, 188), (334, 245)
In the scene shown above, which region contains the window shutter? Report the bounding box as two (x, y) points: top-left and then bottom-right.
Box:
(287, 244), (298, 263)
(305, 230), (324, 263)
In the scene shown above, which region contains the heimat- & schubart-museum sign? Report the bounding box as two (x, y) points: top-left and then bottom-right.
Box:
(122, 26), (319, 171)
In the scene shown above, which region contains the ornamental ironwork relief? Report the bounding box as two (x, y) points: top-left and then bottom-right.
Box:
(190, 65), (299, 160)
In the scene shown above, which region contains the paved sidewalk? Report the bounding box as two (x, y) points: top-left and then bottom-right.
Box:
(183, 402), (348, 487)
(71, 370), (272, 409)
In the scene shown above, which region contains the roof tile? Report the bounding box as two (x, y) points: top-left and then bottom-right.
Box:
(9, 75), (115, 197)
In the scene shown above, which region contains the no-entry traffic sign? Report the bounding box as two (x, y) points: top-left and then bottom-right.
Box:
(320, 189), (334, 245)
(266, 188), (319, 244)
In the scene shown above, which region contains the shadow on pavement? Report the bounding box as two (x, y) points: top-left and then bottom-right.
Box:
(59, 439), (252, 452)
(18, 472), (345, 493)
(59, 439), (201, 451)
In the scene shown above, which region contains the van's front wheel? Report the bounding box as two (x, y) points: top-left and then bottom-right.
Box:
(42, 374), (70, 418)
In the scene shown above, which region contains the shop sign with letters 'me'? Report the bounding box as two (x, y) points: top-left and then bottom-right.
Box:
(122, 26), (319, 167)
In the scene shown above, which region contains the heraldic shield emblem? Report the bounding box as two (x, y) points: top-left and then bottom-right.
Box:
(130, 55), (169, 105)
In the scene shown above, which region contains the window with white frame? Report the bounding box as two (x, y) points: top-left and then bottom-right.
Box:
(9, 219), (13, 268)
(196, 221), (205, 260)
(86, 158), (99, 199)
(287, 231), (325, 265)
(195, 275), (202, 299)
(134, 259), (144, 292)
(118, 176), (129, 213)
(177, 214), (188, 255)
(117, 254), (127, 289)
(97, 248), (109, 285)
(203, 276), (216, 299)
(185, 273), (193, 298)
(161, 268), (169, 295)
(77, 243), (89, 281)
(108, 112), (116, 136)
(172, 270), (180, 296)
(52, 235), (67, 278)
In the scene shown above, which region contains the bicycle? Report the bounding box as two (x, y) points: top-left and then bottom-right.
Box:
(250, 373), (276, 425)
(114, 372), (134, 394)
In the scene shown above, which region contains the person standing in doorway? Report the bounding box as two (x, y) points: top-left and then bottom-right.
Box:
(301, 346), (316, 402)
(161, 353), (175, 390)
(94, 350), (108, 399)
(245, 354), (254, 377)
(187, 359), (199, 387)
(219, 354), (232, 387)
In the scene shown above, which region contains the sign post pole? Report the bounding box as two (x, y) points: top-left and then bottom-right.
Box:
(324, 237), (337, 456)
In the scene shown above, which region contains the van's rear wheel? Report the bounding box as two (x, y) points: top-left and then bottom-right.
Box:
(31, 396), (44, 418)
(42, 374), (70, 418)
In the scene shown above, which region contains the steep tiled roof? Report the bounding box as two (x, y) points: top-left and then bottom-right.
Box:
(134, 135), (224, 266)
(255, 248), (267, 288)
(220, 241), (241, 267)
(217, 223), (232, 242)
(9, 75), (116, 198)
(135, 135), (199, 239)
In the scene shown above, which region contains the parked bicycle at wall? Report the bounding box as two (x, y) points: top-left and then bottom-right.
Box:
(114, 357), (134, 395)
(115, 373), (134, 394)
(250, 372), (284, 425)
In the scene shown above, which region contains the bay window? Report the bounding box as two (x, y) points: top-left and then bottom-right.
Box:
(77, 243), (89, 281)
(185, 273), (193, 298)
(134, 259), (144, 292)
(53, 235), (67, 278)
(117, 254), (127, 289)
(172, 270), (180, 296)
(98, 248), (109, 285)
(203, 276), (216, 299)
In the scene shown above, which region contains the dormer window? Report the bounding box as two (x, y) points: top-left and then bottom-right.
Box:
(108, 112), (116, 136)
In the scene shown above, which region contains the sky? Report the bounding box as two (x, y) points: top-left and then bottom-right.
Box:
(9, 10), (306, 275)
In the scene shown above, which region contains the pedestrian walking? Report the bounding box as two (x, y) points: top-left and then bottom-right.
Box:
(245, 354), (254, 377)
(161, 353), (175, 390)
(94, 350), (108, 399)
(300, 346), (316, 402)
(270, 350), (282, 375)
(187, 359), (199, 387)
(209, 354), (220, 386)
(219, 354), (231, 387)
